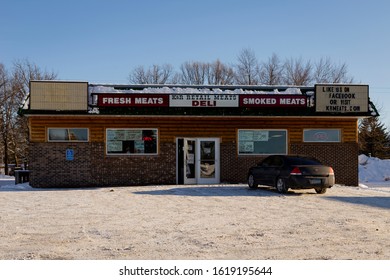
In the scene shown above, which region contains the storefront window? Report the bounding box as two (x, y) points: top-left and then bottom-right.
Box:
(238, 129), (287, 155)
(303, 129), (341, 142)
(106, 129), (158, 155)
(48, 128), (88, 142)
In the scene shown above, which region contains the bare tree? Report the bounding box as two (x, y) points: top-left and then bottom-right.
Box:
(0, 60), (57, 174)
(129, 64), (176, 84)
(208, 59), (235, 85)
(129, 65), (148, 84)
(259, 53), (283, 85)
(0, 63), (23, 174)
(313, 57), (353, 84)
(126, 51), (355, 88)
(179, 61), (210, 85)
(0, 63), (10, 173)
(13, 59), (57, 97)
(283, 57), (312, 86)
(235, 48), (260, 85)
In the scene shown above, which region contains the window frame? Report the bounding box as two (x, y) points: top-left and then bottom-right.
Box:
(303, 129), (341, 143)
(105, 128), (159, 156)
(237, 129), (288, 155)
(47, 128), (89, 142)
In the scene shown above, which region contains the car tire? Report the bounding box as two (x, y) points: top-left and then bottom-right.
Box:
(248, 174), (258, 189)
(315, 188), (327, 194)
(275, 177), (288, 194)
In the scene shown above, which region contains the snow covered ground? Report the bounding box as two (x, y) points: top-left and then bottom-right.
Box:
(1, 156), (389, 261)
(358, 154), (390, 193)
(1, 154), (390, 192)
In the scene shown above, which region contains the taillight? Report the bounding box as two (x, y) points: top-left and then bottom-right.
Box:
(290, 167), (302, 175)
(329, 167), (334, 175)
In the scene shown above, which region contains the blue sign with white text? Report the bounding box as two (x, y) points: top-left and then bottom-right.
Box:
(66, 149), (74, 161)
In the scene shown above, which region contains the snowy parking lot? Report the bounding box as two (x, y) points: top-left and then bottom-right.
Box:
(0, 155), (389, 260)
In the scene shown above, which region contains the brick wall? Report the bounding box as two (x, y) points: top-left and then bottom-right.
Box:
(29, 142), (96, 188)
(29, 141), (358, 188)
(220, 143), (260, 184)
(290, 143), (359, 186)
(29, 142), (176, 188)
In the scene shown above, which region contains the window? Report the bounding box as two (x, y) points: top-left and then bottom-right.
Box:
(238, 129), (287, 155)
(106, 129), (158, 155)
(303, 129), (341, 142)
(48, 128), (88, 142)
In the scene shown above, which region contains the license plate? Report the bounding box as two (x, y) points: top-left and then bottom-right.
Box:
(309, 179), (321, 184)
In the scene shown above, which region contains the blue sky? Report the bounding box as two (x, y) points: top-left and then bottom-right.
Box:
(1, 0), (390, 125)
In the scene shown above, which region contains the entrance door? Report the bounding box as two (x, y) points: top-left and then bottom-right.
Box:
(177, 138), (220, 184)
(196, 138), (220, 184)
(183, 138), (196, 184)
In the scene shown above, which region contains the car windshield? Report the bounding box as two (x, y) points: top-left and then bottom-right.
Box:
(286, 157), (322, 165)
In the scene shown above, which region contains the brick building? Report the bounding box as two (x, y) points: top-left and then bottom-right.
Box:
(20, 81), (376, 188)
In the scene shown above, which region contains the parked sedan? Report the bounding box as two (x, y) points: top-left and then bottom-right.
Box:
(247, 155), (335, 194)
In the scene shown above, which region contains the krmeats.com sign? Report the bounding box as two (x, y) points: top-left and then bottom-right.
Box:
(315, 84), (369, 113)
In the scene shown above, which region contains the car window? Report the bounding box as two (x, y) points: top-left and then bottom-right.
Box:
(271, 156), (283, 167)
(287, 157), (322, 165)
(260, 156), (274, 167)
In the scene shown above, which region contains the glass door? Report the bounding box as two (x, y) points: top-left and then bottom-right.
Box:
(183, 138), (196, 184)
(177, 137), (220, 185)
(196, 138), (220, 184)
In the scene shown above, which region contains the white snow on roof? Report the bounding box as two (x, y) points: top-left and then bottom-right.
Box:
(89, 85), (304, 95)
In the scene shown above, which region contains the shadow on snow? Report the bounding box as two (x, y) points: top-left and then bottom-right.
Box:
(133, 185), (308, 197)
(324, 196), (390, 210)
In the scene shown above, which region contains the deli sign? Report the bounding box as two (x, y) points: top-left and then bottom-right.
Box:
(97, 93), (307, 108)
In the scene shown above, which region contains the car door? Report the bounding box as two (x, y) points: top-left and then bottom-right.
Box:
(267, 155), (283, 184)
(253, 156), (275, 186)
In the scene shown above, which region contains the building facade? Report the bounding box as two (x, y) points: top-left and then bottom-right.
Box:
(21, 81), (376, 188)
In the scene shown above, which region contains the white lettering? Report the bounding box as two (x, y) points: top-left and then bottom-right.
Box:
(134, 97), (163, 104)
(243, 98), (277, 105)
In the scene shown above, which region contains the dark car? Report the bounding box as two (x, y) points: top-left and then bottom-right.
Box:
(247, 155), (335, 194)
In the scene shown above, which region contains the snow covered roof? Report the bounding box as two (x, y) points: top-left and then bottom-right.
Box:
(88, 84), (311, 95)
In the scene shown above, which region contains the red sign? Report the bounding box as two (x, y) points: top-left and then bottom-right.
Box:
(97, 94), (307, 108)
(97, 94), (169, 107)
(239, 95), (307, 107)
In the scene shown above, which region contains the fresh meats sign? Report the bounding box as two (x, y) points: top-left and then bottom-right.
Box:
(98, 94), (169, 107)
(97, 94), (306, 108)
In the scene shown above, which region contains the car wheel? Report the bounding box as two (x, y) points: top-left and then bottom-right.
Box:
(248, 174), (258, 189)
(315, 188), (327, 194)
(275, 177), (288, 193)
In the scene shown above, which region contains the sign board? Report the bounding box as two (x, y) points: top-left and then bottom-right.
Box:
(66, 149), (74, 161)
(170, 94), (238, 107)
(239, 95), (307, 107)
(97, 94), (169, 107)
(30, 81), (88, 111)
(97, 94), (307, 108)
(315, 84), (369, 113)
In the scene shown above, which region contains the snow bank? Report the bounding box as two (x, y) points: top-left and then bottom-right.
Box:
(358, 154), (390, 182)
(0, 175), (33, 191)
